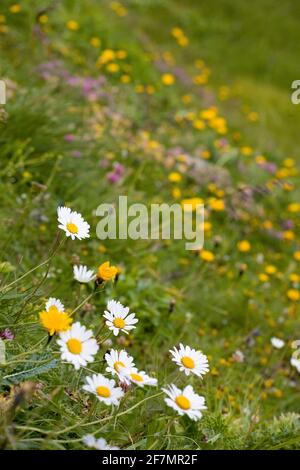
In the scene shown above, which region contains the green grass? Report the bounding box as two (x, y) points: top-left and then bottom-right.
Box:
(0, 0), (300, 450)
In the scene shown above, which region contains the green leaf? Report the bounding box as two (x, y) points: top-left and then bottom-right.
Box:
(2, 352), (58, 385)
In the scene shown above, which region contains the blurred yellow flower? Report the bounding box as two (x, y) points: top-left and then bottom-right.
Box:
(265, 265), (277, 275)
(39, 15), (48, 24)
(181, 197), (204, 211)
(237, 240), (251, 252)
(172, 188), (181, 199)
(201, 150), (211, 159)
(168, 172), (182, 183)
(121, 74), (131, 83)
(171, 27), (183, 38)
(289, 273), (300, 283)
(90, 37), (101, 47)
(258, 273), (269, 282)
(116, 50), (127, 59)
(287, 289), (300, 301)
(294, 251), (300, 261)
(193, 119), (206, 130)
(283, 230), (294, 241)
(240, 146), (252, 156)
(287, 203), (300, 213)
(200, 250), (215, 262)
(106, 62), (120, 73)
(66, 20), (79, 31)
(283, 158), (295, 168)
(161, 73), (175, 86)
(209, 198), (225, 211)
(10, 4), (21, 13)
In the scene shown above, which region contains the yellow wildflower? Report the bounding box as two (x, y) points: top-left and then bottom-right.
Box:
(97, 261), (118, 282)
(39, 306), (72, 336)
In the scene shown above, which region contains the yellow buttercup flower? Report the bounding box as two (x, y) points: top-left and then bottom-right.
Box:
(39, 306), (72, 336)
(258, 273), (269, 282)
(66, 20), (79, 31)
(209, 198), (225, 211)
(283, 230), (294, 241)
(287, 289), (300, 301)
(97, 261), (118, 282)
(294, 251), (300, 261)
(161, 73), (175, 86)
(200, 250), (215, 262)
(265, 265), (277, 275)
(106, 62), (120, 73)
(168, 172), (182, 183)
(90, 37), (101, 47)
(287, 203), (300, 213)
(237, 240), (251, 252)
(10, 4), (21, 13)
(181, 197), (204, 211)
(289, 273), (300, 283)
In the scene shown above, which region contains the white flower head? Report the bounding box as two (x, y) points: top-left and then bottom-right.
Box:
(291, 357), (300, 373)
(271, 337), (285, 349)
(169, 343), (209, 377)
(57, 322), (98, 370)
(103, 300), (138, 336)
(162, 384), (207, 421)
(83, 373), (124, 406)
(123, 368), (158, 388)
(45, 297), (64, 312)
(57, 206), (90, 240)
(73, 264), (95, 283)
(105, 349), (135, 380)
(82, 434), (119, 450)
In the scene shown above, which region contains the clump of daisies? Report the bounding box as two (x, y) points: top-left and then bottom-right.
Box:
(104, 349), (157, 388)
(161, 343), (209, 421)
(57, 206), (90, 240)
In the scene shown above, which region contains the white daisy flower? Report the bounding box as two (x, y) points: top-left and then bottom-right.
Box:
(57, 206), (90, 240)
(105, 349), (135, 380)
(45, 297), (64, 312)
(73, 264), (95, 283)
(83, 373), (124, 406)
(169, 343), (209, 377)
(123, 368), (158, 388)
(291, 357), (300, 373)
(103, 300), (138, 336)
(82, 435), (119, 450)
(271, 337), (285, 349)
(57, 322), (98, 370)
(162, 384), (207, 421)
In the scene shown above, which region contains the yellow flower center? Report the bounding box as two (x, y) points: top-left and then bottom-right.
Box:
(67, 222), (78, 234)
(175, 395), (191, 410)
(114, 361), (125, 372)
(113, 317), (125, 329)
(67, 338), (82, 354)
(181, 356), (195, 369)
(130, 373), (143, 382)
(96, 386), (111, 398)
